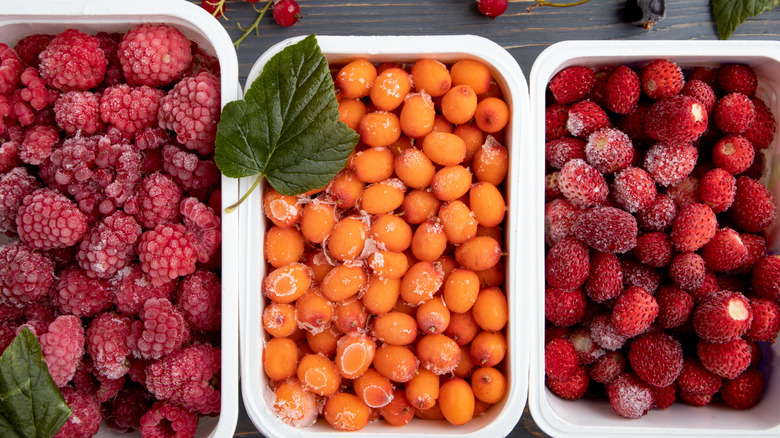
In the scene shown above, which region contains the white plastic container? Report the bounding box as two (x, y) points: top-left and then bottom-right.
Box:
(239, 35), (531, 438)
(528, 40), (780, 437)
(0, 2), (240, 437)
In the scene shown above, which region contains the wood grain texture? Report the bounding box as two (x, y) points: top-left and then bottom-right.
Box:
(202, 0), (780, 436)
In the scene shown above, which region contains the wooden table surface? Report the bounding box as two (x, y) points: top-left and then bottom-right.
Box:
(208, 1), (780, 436)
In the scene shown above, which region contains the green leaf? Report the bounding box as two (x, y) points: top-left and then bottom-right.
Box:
(711, 0), (779, 39)
(215, 34), (360, 198)
(0, 328), (71, 438)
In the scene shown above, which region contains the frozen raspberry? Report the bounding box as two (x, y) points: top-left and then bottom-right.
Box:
(39, 315), (85, 387)
(113, 264), (177, 316)
(549, 65), (595, 104)
(0, 166), (40, 234)
(54, 91), (104, 136)
(99, 84), (165, 137)
(44, 135), (98, 189)
(92, 138), (143, 208)
(184, 43), (221, 78)
(641, 59), (683, 100)
(14, 34), (53, 69)
(729, 176), (777, 233)
(161, 144), (220, 198)
(545, 237), (589, 291)
(545, 103), (570, 140)
(751, 255), (780, 300)
(584, 127), (633, 174)
(0, 242), (54, 307)
(545, 337), (579, 381)
(544, 198), (581, 245)
(604, 65), (640, 114)
(636, 194), (677, 232)
(566, 100), (611, 139)
(76, 211), (141, 279)
(745, 96), (776, 149)
(0, 301), (24, 320)
(611, 286), (658, 338)
(568, 327), (605, 365)
(105, 385), (154, 433)
(123, 172), (182, 229)
(644, 141), (698, 187)
(118, 23), (192, 87)
(585, 251), (623, 303)
(52, 266), (112, 317)
(670, 203), (717, 252)
(645, 95), (708, 143)
(681, 79), (716, 113)
(721, 369), (764, 410)
(588, 313), (627, 351)
(20, 124), (58, 165)
(574, 206), (637, 254)
(131, 298), (190, 360)
(694, 290), (752, 344)
(665, 175), (700, 208)
(612, 167), (656, 213)
(177, 269), (221, 332)
(701, 228), (747, 272)
(746, 298), (780, 342)
(545, 137), (585, 169)
(95, 32), (123, 87)
(654, 284), (693, 328)
(145, 344), (220, 414)
(628, 332), (683, 387)
(19, 67), (49, 111)
(86, 312), (132, 380)
(633, 232), (672, 268)
(158, 72), (221, 155)
(557, 158), (608, 208)
(39, 29), (107, 91)
(0, 139), (21, 173)
(545, 286), (586, 328)
(55, 388), (101, 438)
(697, 338), (751, 379)
(714, 92), (755, 134)
(0, 43), (22, 95)
(718, 64), (758, 96)
(546, 366), (589, 400)
(589, 350), (626, 384)
(135, 126), (170, 150)
(16, 188), (89, 250)
(698, 168), (735, 213)
(607, 372), (654, 419)
(140, 401), (199, 438)
(180, 197), (221, 263)
(668, 252), (705, 291)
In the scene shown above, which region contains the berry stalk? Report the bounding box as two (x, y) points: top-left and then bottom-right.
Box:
(233, 0), (274, 49)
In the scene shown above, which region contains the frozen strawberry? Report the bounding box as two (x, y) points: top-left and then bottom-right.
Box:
(716, 272), (747, 295)
(606, 372), (654, 419)
(567, 100), (611, 139)
(751, 255), (780, 300)
(744, 96), (776, 149)
(620, 256), (662, 294)
(681, 79), (717, 114)
(697, 338), (751, 379)
(546, 365), (589, 400)
(651, 383), (676, 409)
(617, 102), (651, 144)
(714, 92), (755, 134)
(573, 206), (637, 254)
(644, 95), (707, 143)
(584, 128), (633, 174)
(545, 286), (586, 328)
(747, 340), (763, 368)
(700, 228), (747, 272)
(549, 65), (595, 104)
(545, 171), (562, 201)
(676, 356), (722, 396)
(718, 64), (758, 96)
(722, 369), (764, 410)
(641, 59), (683, 100)
(545, 337), (579, 381)
(546, 237), (590, 291)
(612, 167), (656, 213)
(743, 149), (766, 179)
(628, 332), (683, 387)
(729, 176), (777, 233)
(568, 327), (605, 365)
(585, 251), (623, 303)
(588, 313), (627, 351)
(558, 158), (608, 207)
(670, 203), (716, 252)
(544, 198), (581, 245)
(688, 66), (720, 89)
(732, 233), (766, 275)
(604, 65), (640, 114)
(636, 194), (677, 232)
(586, 68), (611, 106)
(545, 103), (570, 140)
(545, 137), (586, 169)
(693, 291), (752, 344)
(545, 326), (572, 346)
(698, 168), (735, 213)
(611, 286), (658, 338)
(589, 350), (626, 384)
(644, 141), (698, 187)
(678, 391), (712, 406)
(654, 284), (693, 328)
(711, 135), (754, 175)
(687, 270), (720, 302)
(746, 298), (780, 343)
(665, 175), (700, 208)
(668, 252), (705, 291)
(633, 232), (672, 268)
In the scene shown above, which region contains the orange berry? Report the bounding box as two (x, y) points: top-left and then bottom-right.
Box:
(370, 67), (412, 111)
(335, 332), (376, 379)
(326, 170), (364, 209)
(332, 297), (369, 334)
(400, 92), (436, 138)
(441, 85), (478, 125)
(263, 337), (298, 381)
(381, 389), (415, 426)
(354, 368), (395, 409)
(360, 178), (406, 214)
(358, 111), (402, 148)
(453, 122), (485, 162)
(336, 58), (377, 99)
(454, 236), (502, 271)
(417, 333), (461, 375)
(373, 344), (419, 383)
(469, 182), (507, 227)
(265, 225), (305, 268)
(372, 311), (418, 346)
(350, 147), (394, 183)
(368, 250), (409, 280)
(361, 276), (401, 316)
(431, 165), (472, 201)
(474, 97), (509, 133)
(305, 325), (340, 358)
(371, 214), (413, 252)
(295, 290), (333, 334)
(297, 353), (341, 397)
(263, 188), (301, 228)
(439, 377), (475, 426)
(401, 189), (441, 224)
(271, 379), (319, 427)
(421, 132), (467, 166)
(445, 310), (480, 346)
(338, 98), (367, 130)
(323, 392), (370, 431)
(470, 330), (507, 367)
(472, 286), (508, 331)
(400, 261), (444, 306)
(410, 58), (452, 97)
(263, 262), (312, 304)
(471, 366), (507, 404)
(321, 263), (367, 302)
(416, 296), (451, 335)
(405, 369), (440, 410)
(300, 201), (337, 244)
(328, 216), (368, 262)
(262, 303), (297, 337)
(394, 148), (435, 189)
(451, 59), (492, 95)
(443, 268), (480, 313)
(473, 136), (509, 185)
(438, 200), (478, 244)
(411, 219), (448, 262)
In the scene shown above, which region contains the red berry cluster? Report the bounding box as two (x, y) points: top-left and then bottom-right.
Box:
(0, 24), (223, 437)
(544, 60), (779, 418)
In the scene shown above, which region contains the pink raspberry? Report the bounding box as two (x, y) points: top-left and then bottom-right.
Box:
(0, 301), (24, 320)
(124, 172), (182, 229)
(113, 264), (177, 316)
(76, 211), (142, 279)
(0, 139), (21, 173)
(54, 91), (104, 136)
(0, 43), (22, 95)
(140, 401), (199, 438)
(184, 42), (221, 78)
(54, 388), (102, 438)
(130, 298), (190, 360)
(105, 386), (154, 433)
(45, 135), (98, 187)
(39, 29), (107, 91)
(181, 197), (221, 263)
(39, 315), (85, 387)
(145, 344), (220, 414)
(86, 312), (132, 380)
(19, 67), (49, 111)
(158, 72), (221, 155)
(52, 266), (112, 317)
(20, 124), (58, 165)
(15, 188), (89, 250)
(118, 23), (192, 87)
(13, 34), (53, 69)
(162, 144), (220, 199)
(0, 242), (54, 307)
(177, 269), (221, 332)
(95, 32), (123, 87)
(0, 166), (41, 233)
(135, 126), (171, 150)
(100, 84), (165, 137)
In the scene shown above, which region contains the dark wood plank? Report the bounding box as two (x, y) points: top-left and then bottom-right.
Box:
(198, 0), (780, 435)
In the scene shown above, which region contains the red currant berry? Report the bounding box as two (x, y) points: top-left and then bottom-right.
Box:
(201, 0), (225, 18)
(477, 0), (508, 18)
(273, 0), (301, 27)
